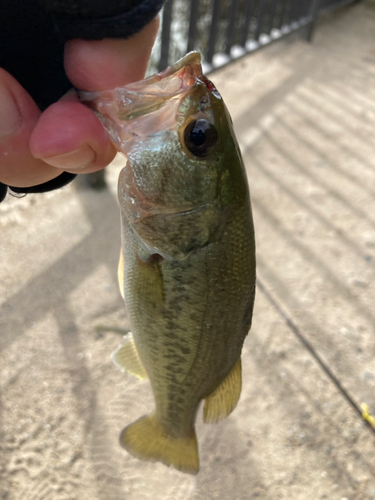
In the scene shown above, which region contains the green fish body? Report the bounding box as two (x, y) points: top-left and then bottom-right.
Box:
(83, 52), (256, 474)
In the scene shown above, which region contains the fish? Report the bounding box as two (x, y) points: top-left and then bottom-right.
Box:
(81, 51), (256, 475)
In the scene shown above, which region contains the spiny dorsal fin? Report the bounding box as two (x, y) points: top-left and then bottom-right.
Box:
(203, 356), (242, 424)
(111, 332), (148, 380)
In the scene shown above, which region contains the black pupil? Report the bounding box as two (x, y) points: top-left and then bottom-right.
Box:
(184, 119), (218, 157)
(190, 128), (206, 147)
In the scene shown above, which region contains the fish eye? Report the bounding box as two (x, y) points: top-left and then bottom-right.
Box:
(183, 119), (218, 157)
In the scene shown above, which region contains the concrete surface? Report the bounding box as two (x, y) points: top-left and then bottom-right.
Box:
(1, 3), (375, 499)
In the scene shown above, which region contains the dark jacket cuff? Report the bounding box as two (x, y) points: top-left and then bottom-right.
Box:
(0, 172), (77, 203)
(52, 0), (164, 41)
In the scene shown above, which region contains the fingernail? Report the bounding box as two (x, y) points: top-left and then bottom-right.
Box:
(0, 83), (21, 135)
(43, 145), (96, 170)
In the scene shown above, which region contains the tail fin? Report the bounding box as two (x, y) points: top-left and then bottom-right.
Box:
(119, 414), (199, 475)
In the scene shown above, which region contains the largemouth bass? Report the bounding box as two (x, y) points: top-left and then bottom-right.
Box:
(81, 52), (256, 474)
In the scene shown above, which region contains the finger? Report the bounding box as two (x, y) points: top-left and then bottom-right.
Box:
(34, 16), (161, 173)
(0, 69), (64, 187)
(30, 97), (116, 174)
(64, 15), (160, 91)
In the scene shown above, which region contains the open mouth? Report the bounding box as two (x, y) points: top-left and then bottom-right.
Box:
(79, 52), (205, 153)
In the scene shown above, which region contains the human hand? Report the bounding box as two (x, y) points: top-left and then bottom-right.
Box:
(0, 16), (159, 188)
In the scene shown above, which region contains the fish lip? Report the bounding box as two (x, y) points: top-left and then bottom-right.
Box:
(124, 51), (203, 93)
(79, 51), (202, 102)
(78, 51), (203, 121)
(78, 52), (207, 152)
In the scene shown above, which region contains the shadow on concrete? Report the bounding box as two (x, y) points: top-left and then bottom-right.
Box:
(0, 184), (128, 499)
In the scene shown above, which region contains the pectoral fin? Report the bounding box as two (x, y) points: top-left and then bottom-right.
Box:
(203, 357), (242, 424)
(111, 332), (148, 380)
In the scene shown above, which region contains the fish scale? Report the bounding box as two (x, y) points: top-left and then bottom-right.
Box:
(81, 51), (256, 474)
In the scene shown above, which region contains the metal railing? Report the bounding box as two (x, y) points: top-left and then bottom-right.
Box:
(157, 0), (359, 73)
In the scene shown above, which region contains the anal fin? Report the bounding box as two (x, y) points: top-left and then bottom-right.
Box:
(111, 332), (148, 380)
(203, 357), (242, 424)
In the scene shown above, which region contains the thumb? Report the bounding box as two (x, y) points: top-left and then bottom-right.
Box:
(64, 16), (160, 92)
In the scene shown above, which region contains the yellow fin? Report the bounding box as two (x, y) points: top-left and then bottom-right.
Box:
(111, 332), (148, 380)
(120, 414), (199, 475)
(203, 357), (242, 424)
(118, 249), (125, 299)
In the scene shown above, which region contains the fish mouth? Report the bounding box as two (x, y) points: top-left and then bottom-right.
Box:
(79, 52), (204, 152)
(120, 51), (203, 103)
(80, 51), (202, 113)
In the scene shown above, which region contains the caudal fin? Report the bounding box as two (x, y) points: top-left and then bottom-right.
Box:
(119, 414), (199, 475)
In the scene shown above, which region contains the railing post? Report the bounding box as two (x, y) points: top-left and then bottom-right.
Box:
(158, 0), (174, 71)
(254, 0), (267, 41)
(277, 0), (287, 30)
(267, 0), (279, 35)
(225, 0), (241, 55)
(304, 0), (321, 41)
(240, 0), (256, 47)
(206, 0), (223, 64)
(187, 0), (200, 53)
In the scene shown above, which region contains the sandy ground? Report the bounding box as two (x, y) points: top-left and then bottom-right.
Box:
(1, 3), (375, 499)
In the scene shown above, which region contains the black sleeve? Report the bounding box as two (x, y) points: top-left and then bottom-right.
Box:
(0, 0), (164, 203)
(42, 0), (165, 41)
